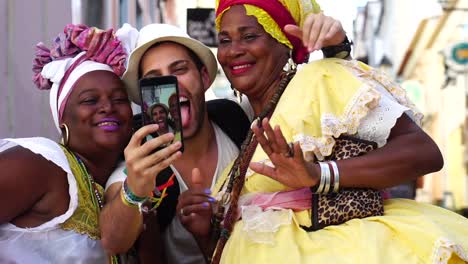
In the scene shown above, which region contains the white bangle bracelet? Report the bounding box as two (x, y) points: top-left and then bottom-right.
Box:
(322, 162), (331, 194)
(317, 162), (330, 194)
(329, 161), (340, 192)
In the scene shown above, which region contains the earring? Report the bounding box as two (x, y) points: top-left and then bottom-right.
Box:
(60, 123), (70, 146)
(283, 50), (297, 73)
(231, 85), (243, 103)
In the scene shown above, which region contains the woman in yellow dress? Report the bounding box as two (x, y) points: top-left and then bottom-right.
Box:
(180, 0), (468, 263)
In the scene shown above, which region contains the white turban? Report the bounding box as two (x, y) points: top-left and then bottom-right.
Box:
(41, 52), (113, 133)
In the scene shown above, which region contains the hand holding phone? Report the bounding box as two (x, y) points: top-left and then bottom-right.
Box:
(139, 75), (184, 152)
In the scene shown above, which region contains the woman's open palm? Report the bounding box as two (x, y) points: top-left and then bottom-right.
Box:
(250, 118), (319, 189)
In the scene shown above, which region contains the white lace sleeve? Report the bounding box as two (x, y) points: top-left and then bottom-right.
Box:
(356, 86), (412, 147)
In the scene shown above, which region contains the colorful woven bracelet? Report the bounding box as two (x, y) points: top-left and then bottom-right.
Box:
(120, 187), (139, 208)
(122, 179), (148, 204)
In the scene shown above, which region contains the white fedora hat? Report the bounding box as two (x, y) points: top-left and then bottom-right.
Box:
(123, 23), (218, 105)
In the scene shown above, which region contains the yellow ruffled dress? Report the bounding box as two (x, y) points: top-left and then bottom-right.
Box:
(214, 58), (468, 264)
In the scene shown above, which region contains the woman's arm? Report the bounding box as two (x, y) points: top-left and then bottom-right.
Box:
(250, 115), (443, 190)
(0, 146), (63, 225)
(100, 182), (143, 254)
(337, 114), (443, 189)
(100, 124), (182, 254)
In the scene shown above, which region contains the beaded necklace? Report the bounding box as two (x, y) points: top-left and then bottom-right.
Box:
(73, 152), (121, 264)
(73, 153), (103, 209)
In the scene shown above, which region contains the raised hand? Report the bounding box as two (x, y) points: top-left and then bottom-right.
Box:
(177, 168), (215, 238)
(124, 124), (182, 198)
(284, 12), (346, 52)
(250, 118), (320, 189)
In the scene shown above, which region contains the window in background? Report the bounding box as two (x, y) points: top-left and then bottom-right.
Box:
(72, 0), (105, 28)
(73, 0), (171, 30)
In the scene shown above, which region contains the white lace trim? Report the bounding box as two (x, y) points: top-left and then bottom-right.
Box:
(430, 237), (468, 264)
(215, 189), (293, 245)
(357, 92), (410, 147)
(0, 137), (78, 231)
(240, 205), (293, 245)
(293, 60), (424, 160)
(293, 84), (381, 161)
(342, 60), (423, 125)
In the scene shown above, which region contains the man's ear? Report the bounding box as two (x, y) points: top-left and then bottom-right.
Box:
(200, 66), (211, 91)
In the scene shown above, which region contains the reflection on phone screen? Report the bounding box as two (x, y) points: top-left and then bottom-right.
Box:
(140, 80), (183, 149)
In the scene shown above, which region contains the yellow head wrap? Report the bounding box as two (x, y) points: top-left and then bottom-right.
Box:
(215, 0), (321, 50)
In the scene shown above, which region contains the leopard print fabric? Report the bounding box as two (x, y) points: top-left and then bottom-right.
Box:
(309, 136), (384, 231)
(328, 136), (378, 160)
(314, 188), (384, 229)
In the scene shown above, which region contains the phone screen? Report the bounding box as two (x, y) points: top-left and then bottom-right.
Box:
(139, 76), (184, 152)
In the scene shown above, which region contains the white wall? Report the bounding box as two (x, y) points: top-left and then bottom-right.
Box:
(0, 0), (72, 138)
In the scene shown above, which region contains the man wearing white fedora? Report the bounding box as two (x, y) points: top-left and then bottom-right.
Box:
(100, 16), (348, 263)
(101, 23), (252, 263)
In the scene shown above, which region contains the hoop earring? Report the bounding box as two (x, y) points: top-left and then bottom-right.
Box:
(60, 123), (70, 146)
(283, 50), (297, 73)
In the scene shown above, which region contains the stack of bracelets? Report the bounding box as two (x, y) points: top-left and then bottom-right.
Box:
(120, 179), (149, 208)
(311, 161), (340, 194)
(120, 178), (171, 213)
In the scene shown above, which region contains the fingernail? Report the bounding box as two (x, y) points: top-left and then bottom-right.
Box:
(208, 197), (216, 202)
(202, 202), (209, 208)
(204, 189), (212, 194)
(250, 119), (257, 129)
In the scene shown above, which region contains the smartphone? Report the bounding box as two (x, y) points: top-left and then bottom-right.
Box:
(139, 75), (184, 152)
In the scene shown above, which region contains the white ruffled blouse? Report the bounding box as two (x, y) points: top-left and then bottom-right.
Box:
(0, 137), (107, 264)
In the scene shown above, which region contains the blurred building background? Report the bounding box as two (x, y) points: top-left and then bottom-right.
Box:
(1, 0), (467, 211)
(352, 0), (468, 211)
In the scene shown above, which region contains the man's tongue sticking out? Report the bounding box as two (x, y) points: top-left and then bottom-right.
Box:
(171, 94), (191, 129)
(180, 103), (190, 128)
